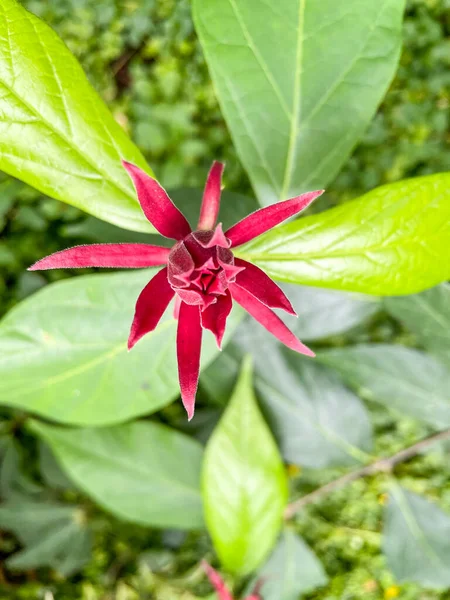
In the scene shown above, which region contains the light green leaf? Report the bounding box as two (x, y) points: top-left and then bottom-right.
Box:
(193, 0), (405, 205)
(319, 344), (450, 428)
(385, 284), (450, 368)
(237, 175), (450, 295)
(0, 270), (242, 426)
(202, 321), (373, 468)
(202, 357), (288, 574)
(0, 498), (92, 576)
(383, 486), (450, 588)
(0, 0), (153, 232)
(250, 530), (328, 599)
(30, 419), (204, 530)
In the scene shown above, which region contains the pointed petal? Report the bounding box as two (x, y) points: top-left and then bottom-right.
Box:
(29, 243), (170, 271)
(201, 562), (234, 600)
(177, 303), (202, 420)
(201, 290), (232, 348)
(196, 223), (230, 249)
(225, 190), (324, 247)
(234, 258), (296, 315)
(230, 283), (315, 356)
(128, 267), (174, 349)
(197, 161), (225, 230)
(122, 160), (191, 240)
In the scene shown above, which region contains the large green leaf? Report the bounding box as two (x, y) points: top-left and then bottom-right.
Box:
(30, 420), (204, 530)
(0, 497), (92, 576)
(193, 0), (405, 205)
(202, 321), (373, 468)
(383, 486), (450, 588)
(236, 175), (450, 295)
(250, 530), (328, 599)
(385, 284), (450, 368)
(320, 345), (450, 428)
(0, 0), (153, 232)
(202, 358), (288, 575)
(0, 270), (242, 426)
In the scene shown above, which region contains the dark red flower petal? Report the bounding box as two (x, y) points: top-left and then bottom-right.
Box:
(197, 161), (225, 230)
(201, 562), (234, 600)
(122, 160), (191, 240)
(128, 267), (174, 350)
(225, 190), (324, 247)
(234, 258), (296, 315)
(177, 302), (202, 420)
(28, 244), (170, 271)
(201, 289), (232, 348)
(230, 283), (315, 356)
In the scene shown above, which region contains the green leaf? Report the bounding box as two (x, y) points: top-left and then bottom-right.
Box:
(236, 175), (450, 295)
(385, 284), (450, 368)
(0, 270), (242, 426)
(202, 357), (288, 574)
(383, 486), (450, 589)
(280, 284), (379, 341)
(202, 322), (373, 468)
(250, 530), (328, 599)
(319, 344), (450, 429)
(0, 498), (92, 576)
(30, 419), (204, 530)
(0, 0), (153, 232)
(193, 0), (405, 205)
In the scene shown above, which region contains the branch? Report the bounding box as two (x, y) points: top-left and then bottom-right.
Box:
(284, 427), (450, 520)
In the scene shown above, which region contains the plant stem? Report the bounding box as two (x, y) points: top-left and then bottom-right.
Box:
(285, 427), (450, 519)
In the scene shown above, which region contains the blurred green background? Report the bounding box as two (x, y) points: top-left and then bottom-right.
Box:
(0, 0), (449, 598)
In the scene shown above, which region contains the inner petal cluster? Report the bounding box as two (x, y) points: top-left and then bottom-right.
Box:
(168, 228), (243, 309)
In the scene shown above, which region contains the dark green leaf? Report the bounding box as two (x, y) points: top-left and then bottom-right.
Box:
(385, 284), (450, 367)
(0, 498), (91, 576)
(30, 419), (204, 530)
(236, 175), (450, 295)
(194, 0), (405, 205)
(0, 0), (153, 232)
(0, 270), (242, 425)
(383, 486), (450, 588)
(202, 358), (288, 574)
(203, 322), (373, 468)
(251, 530), (328, 599)
(320, 344), (450, 428)
(281, 284), (379, 341)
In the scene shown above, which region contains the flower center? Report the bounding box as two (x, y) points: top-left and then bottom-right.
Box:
(167, 229), (241, 309)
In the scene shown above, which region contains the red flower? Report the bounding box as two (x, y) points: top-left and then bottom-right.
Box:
(30, 161), (322, 419)
(202, 562), (264, 600)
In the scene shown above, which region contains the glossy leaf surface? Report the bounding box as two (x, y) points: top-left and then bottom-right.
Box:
(202, 358), (288, 574)
(31, 420), (204, 530)
(0, 270), (242, 425)
(194, 0), (405, 205)
(0, 0), (153, 232)
(237, 175), (450, 295)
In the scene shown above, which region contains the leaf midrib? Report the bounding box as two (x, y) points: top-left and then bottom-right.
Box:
(0, 7), (138, 206)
